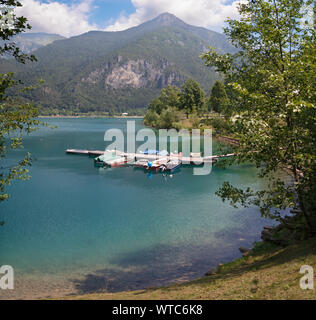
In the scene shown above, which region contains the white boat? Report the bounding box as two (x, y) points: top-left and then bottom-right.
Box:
(94, 151), (118, 166)
(160, 158), (182, 173)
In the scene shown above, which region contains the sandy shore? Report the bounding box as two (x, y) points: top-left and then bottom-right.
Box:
(0, 274), (76, 300)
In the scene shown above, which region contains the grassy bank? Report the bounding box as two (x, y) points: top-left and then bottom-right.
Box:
(63, 238), (316, 300)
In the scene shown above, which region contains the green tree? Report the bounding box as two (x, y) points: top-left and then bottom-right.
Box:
(179, 78), (206, 118)
(208, 80), (230, 114)
(158, 86), (180, 111)
(144, 85), (181, 127)
(157, 107), (180, 129)
(148, 85), (180, 115)
(1, 0), (42, 224)
(143, 109), (159, 127)
(202, 0), (316, 235)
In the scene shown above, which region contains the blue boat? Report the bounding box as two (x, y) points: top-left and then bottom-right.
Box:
(143, 149), (158, 155)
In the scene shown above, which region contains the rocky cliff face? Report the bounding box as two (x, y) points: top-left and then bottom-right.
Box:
(106, 59), (162, 89)
(82, 57), (184, 90)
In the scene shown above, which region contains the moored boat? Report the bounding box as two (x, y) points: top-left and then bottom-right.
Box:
(94, 151), (126, 167)
(160, 158), (182, 173)
(145, 158), (168, 171)
(94, 151), (117, 167)
(142, 149), (169, 156)
(105, 156), (126, 167)
(133, 158), (148, 168)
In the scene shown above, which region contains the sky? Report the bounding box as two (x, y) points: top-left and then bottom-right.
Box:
(15, 0), (242, 38)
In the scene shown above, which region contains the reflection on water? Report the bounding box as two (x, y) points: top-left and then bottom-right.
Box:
(0, 118), (270, 299)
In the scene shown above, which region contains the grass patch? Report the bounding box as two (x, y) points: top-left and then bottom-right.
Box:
(62, 238), (316, 300)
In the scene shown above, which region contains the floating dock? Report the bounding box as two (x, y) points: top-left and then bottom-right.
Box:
(65, 149), (235, 164)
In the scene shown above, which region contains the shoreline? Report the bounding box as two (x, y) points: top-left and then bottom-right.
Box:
(61, 237), (316, 300)
(38, 116), (240, 147)
(215, 135), (240, 146)
(38, 115), (144, 119)
(5, 235), (316, 300)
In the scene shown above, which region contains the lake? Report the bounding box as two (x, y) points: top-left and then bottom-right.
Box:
(0, 118), (270, 299)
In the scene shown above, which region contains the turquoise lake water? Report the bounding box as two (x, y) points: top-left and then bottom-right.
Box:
(0, 118), (271, 297)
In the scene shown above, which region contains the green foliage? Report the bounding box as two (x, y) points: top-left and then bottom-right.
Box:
(178, 78), (206, 118)
(205, 115), (234, 135)
(208, 80), (230, 114)
(148, 85), (180, 115)
(144, 79), (207, 129)
(0, 0), (42, 223)
(202, 0), (316, 233)
(156, 107), (180, 129)
(143, 109), (159, 127)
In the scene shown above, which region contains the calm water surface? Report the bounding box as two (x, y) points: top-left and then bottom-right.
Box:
(0, 118), (270, 298)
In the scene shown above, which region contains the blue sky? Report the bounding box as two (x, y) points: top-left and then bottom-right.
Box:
(48, 0), (136, 27)
(90, 0), (136, 26)
(17, 0), (241, 37)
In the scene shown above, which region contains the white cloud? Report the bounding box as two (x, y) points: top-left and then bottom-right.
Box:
(14, 0), (242, 37)
(105, 0), (242, 32)
(16, 0), (97, 37)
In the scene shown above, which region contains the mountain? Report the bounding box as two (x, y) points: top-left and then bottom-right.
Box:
(1, 13), (236, 114)
(7, 33), (65, 54)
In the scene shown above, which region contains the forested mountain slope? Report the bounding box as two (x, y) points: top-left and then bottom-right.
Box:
(1, 13), (236, 113)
